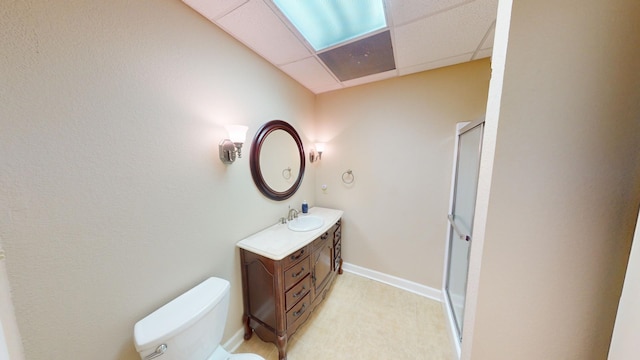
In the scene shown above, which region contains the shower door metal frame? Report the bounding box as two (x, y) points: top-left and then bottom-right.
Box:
(443, 116), (485, 351)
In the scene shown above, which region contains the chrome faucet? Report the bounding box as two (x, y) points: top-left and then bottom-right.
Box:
(287, 208), (299, 221)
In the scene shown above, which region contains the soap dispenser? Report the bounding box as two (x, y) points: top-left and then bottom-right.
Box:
(301, 200), (308, 214)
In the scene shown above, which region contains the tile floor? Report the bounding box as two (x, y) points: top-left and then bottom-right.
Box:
(235, 272), (455, 360)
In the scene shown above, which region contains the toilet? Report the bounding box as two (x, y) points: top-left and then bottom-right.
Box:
(134, 277), (264, 360)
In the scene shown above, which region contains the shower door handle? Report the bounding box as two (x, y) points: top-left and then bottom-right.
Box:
(448, 214), (471, 242)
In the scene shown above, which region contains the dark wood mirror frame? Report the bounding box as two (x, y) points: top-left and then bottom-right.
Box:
(250, 120), (306, 201)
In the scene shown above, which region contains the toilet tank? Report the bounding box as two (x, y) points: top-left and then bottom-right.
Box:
(134, 277), (230, 360)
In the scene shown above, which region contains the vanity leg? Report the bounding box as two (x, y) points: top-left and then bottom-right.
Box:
(338, 258), (343, 275)
(242, 314), (253, 340)
(276, 333), (288, 360)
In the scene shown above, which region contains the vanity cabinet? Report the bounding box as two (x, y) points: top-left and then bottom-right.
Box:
(240, 219), (342, 360)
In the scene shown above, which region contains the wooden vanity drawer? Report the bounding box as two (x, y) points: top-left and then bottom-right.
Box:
(284, 256), (310, 290)
(285, 274), (311, 311)
(312, 231), (331, 251)
(286, 292), (311, 331)
(333, 225), (341, 243)
(283, 246), (308, 269)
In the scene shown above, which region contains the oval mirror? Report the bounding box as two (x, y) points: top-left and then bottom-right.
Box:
(250, 120), (306, 201)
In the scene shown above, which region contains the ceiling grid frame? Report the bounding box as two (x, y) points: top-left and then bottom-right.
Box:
(181, 0), (498, 94)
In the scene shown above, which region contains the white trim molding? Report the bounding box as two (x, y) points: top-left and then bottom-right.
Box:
(342, 262), (442, 302)
(224, 328), (246, 353)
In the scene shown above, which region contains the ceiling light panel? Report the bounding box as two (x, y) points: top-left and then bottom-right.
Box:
(273, 0), (387, 50)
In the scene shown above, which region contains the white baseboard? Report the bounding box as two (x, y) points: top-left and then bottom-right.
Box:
(342, 262), (443, 302)
(223, 328), (246, 353)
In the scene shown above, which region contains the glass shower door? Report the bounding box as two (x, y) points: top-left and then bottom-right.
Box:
(445, 119), (484, 341)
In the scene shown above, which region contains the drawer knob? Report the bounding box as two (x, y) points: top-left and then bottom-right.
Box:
(293, 303), (307, 317)
(291, 267), (305, 278)
(290, 249), (305, 261)
(292, 286), (306, 298)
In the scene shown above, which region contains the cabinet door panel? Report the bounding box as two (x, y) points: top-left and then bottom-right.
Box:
(244, 255), (276, 329)
(313, 242), (333, 295)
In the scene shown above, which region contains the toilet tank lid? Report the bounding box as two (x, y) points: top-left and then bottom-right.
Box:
(134, 277), (230, 351)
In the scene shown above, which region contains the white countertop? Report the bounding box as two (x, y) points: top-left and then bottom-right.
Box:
(236, 207), (343, 260)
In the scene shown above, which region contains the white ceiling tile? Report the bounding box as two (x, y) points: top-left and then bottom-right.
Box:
(342, 69), (398, 88)
(387, 0), (473, 26)
(215, 0), (311, 65)
(182, 0), (248, 20)
(479, 21), (496, 50)
(394, 0), (498, 68)
(310, 83), (344, 94)
(473, 48), (493, 60)
(279, 57), (341, 93)
(471, 21), (495, 59)
(398, 53), (473, 76)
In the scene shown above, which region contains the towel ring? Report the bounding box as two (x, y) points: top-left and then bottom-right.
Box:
(342, 169), (354, 184)
(282, 167), (292, 180)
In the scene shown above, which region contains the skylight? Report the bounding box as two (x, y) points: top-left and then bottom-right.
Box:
(273, 0), (387, 51)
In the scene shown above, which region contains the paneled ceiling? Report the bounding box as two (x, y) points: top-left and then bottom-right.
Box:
(182, 0), (498, 94)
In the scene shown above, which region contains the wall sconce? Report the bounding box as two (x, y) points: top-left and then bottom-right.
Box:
(219, 125), (248, 164)
(309, 143), (325, 163)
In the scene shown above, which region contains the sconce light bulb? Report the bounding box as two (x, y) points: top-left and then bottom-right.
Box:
(219, 125), (248, 164)
(310, 142), (325, 162)
(225, 125), (248, 143)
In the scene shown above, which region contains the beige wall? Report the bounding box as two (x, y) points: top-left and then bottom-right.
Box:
(0, 1), (317, 359)
(314, 59), (491, 288)
(466, 0), (640, 358)
(0, 1), (492, 358)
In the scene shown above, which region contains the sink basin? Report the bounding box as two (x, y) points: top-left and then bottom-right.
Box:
(287, 215), (324, 232)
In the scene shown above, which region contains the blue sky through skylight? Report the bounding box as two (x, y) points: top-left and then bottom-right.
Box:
(273, 0), (387, 51)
